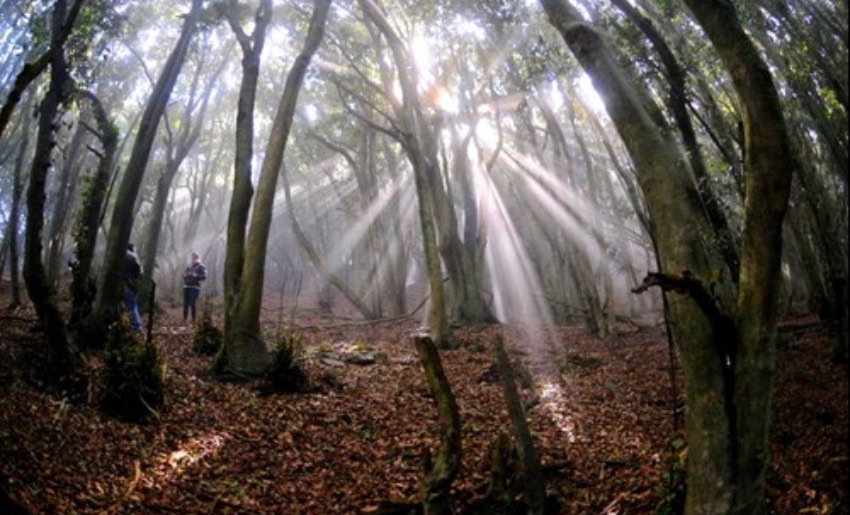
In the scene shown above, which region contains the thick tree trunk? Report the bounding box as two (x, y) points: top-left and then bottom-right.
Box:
(92, 0), (202, 327)
(682, 2), (795, 513)
(539, 1), (734, 511)
(23, 0), (76, 377)
(223, 0), (273, 360)
(610, 0), (740, 280)
(216, 0), (272, 369)
(225, 0), (331, 376)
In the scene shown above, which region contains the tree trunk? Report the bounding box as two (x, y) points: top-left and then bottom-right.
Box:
(139, 50), (224, 310)
(46, 121), (86, 288)
(494, 334), (545, 514)
(220, 0), (272, 372)
(92, 0), (202, 327)
(224, 0), (331, 376)
(539, 1), (734, 511)
(0, 0), (87, 140)
(23, 0), (76, 377)
(358, 0), (453, 344)
(6, 94), (33, 311)
(611, 0), (741, 280)
(682, 2), (795, 513)
(413, 335), (462, 515)
(69, 89), (118, 329)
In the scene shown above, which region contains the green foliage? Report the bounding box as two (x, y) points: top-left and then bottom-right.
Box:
(100, 322), (164, 422)
(264, 328), (309, 394)
(192, 308), (223, 356)
(656, 439), (687, 515)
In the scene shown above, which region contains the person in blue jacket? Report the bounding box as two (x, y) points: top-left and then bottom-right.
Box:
(124, 243), (143, 332)
(182, 251), (206, 324)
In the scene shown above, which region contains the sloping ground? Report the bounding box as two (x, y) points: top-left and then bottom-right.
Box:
(0, 303), (846, 514)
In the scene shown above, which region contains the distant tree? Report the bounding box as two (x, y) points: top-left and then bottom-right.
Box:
(5, 94), (34, 311)
(0, 0), (88, 141)
(138, 39), (228, 310)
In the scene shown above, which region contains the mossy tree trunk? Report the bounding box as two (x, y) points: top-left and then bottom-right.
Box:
(223, 0), (331, 376)
(539, 0), (734, 510)
(413, 335), (462, 515)
(541, 0), (796, 513)
(682, 2), (795, 513)
(69, 89), (118, 329)
(23, 0), (76, 377)
(220, 0), (273, 370)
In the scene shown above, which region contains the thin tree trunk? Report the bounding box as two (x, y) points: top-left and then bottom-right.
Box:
(7, 94), (33, 310)
(494, 334), (545, 514)
(413, 334), (461, 515)
(358, 0), (453, 344)
(139, 49), (225, 309)
(46, 121), (86, 287)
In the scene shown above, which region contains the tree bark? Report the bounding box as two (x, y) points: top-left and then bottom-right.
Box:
(23, 0), (76, 377)
(539, 1), (734, 511)
(413, 335), (462, 515)
(682, 2), (795, 513)
(224, 0), (331, 376)
(221, 0), (273, 368)
(69, 89), (118, 329)
(92, 0), (203, 327)
(0, 0), (87, 141)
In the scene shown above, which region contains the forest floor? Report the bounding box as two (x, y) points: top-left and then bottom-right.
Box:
(0, 293), (847, 514)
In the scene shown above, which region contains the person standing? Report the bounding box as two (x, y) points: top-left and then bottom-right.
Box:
(124, 243), (143, 332)
(183, 251), (206, 324)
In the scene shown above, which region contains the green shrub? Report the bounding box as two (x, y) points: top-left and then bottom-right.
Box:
(192, 309), (222, 356)
(100, 322), (164, 422)
(264, 329), (309, 393)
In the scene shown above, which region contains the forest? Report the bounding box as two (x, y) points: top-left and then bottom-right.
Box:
(0, 0), (847, 513)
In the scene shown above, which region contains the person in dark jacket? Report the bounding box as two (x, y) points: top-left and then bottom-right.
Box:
(124, 243), (143, 332)
(182, 251), (206, 323)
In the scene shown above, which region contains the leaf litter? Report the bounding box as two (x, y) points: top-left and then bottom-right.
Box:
(0, 304), (846, 514)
